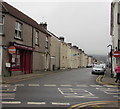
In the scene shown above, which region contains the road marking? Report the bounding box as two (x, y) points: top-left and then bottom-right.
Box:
(76, 85), (88, 87)
(90, 85), (102, 87)
(1, 101), (21, 104)
(52, 102), (70, 105)
(103, 85), (118, 87)
(96, 87), (120, 94)
(27, 102), (46, 105)
(104, 90), (120, 94)
(96, 75), (105, 85)
(64, 96), (98, 98)
(96, 87), (111, 90)
(44, 84), (56, 87)
(69, 101), (120, 109)
(58, 88), (64, 95)
(58, 88), (98, 98)
(60, 85), (72, 87)
(28, 84), (40, 87)
(15, 84), (25, 87)
(2, 84), (11, 87)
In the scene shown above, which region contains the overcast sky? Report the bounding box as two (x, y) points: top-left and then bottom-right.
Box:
(4, 0), (113, 56)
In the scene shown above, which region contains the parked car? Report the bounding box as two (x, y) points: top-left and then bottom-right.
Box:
(100, 64), (106, 71)
(87, 64), (93, 68)
(92, 65), (105, 75)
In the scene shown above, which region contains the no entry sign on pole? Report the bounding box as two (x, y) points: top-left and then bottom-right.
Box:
(113, 51), (120, 58)
(8, 46), (16, 54)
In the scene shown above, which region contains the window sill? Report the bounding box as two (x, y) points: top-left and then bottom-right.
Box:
(35, 44), (39, 46)
(14, 37), (23, 41)
(0, 34), (5, 36)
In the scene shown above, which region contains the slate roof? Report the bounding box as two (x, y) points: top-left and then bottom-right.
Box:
(1, 2), (50, 35)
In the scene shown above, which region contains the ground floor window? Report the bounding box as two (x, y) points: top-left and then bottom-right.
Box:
(10, 48), (32, 74)
(11, 49), (21, 71)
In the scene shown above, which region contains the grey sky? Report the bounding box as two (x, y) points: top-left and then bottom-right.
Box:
(4, 0), (113, 56)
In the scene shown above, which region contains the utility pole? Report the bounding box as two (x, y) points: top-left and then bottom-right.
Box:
(107, 44), (113, 77)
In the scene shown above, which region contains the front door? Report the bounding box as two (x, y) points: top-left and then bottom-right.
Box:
(21, 50), (32, 74)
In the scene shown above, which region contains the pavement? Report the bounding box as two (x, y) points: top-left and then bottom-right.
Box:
(0, 68), (119, 86)
(100, 68), (120, 86)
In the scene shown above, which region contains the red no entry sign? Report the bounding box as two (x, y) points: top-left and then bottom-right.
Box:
(113, 51), (120, 58)
(8, 46), (16, 54)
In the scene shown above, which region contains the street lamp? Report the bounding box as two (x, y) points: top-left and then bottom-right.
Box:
(107, 44), (113, 77)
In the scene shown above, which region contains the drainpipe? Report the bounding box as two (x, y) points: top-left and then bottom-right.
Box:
(32, 26), (34, 73)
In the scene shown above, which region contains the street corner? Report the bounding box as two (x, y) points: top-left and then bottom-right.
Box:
(96, 74), (120, 87)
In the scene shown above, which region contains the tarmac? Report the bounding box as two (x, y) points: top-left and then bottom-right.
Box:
(0, 68), (120, 108)
(0, 69), (120, 86)
(0, 68), (119, 85)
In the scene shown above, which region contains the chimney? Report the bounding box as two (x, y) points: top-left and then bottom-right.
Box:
(40, 22), (47, 29)
(68, 43), (72, 46)
(73, 45), (78, 49)
(79, 49), (82, 51)
(59, 37), (64, 41)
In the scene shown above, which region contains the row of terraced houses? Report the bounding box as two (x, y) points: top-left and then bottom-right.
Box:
(0, 2), (97, 77)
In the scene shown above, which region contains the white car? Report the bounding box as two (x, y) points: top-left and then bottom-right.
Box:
(100, 64), (106, 71)
(92, 65), (105, 75)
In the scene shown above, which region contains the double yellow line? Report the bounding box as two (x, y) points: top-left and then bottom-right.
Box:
(69, 101), (120, 109)
(96, 75), (106, 85)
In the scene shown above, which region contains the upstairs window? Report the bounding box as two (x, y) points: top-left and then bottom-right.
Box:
(118, 13), (120, 24)
(35, 31), (39, 45)
(46, 36), (48, 48)
(118, 40), (120, 51)
(15, 21), (23, 40)
(0, 16), (4, 35)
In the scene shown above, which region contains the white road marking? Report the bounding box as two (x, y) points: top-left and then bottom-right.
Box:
(104, 90), (120, 94)
(103, 85), (118, 87)
(44, 84), (56, 87)
(96, 88), (111, 90)
(76, 84), (88, 87)
(27, 102), (46, 105)
(15, 84), (25, 87)
(58, 88), (64, 95)
(114, 96), (119, 98)
(58, 88), (98, 98)
(90, 85), (102, 87)
(1, 101), (21, 104)
(52, 102), (70, 105)
(2, 84), (11, 87)
(60, 85), (72, 87)
(64, 96), (99, 98)
(28, 84), (40, 87)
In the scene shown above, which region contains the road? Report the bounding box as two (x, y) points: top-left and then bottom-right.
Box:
(1, 68), (120, 108)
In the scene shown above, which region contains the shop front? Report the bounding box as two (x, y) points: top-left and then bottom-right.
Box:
(9, 42), (34, 75)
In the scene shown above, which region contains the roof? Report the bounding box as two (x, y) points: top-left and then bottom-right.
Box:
(1, 2), (50, 35)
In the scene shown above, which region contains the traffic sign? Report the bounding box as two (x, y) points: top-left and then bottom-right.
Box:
(113, 51), (120, 58)
(8, 46), (16, 54)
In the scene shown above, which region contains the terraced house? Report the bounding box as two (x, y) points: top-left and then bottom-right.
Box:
(0, 2), (51, 76)
(110, 1), (120, 74)
(0, 2), (96, 77)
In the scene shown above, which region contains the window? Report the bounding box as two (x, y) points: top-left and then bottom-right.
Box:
(11, 49), (21, 71)
(46, 36), (48, 48)
(15, 21), (23, 39)
(35, 31), (39, 45)
(118, 13), (120, 24)
(0, 16), (4, 35)
(118, 40), (120, 51)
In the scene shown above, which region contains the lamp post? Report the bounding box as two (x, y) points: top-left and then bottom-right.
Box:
(107, 44), (113, 77)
